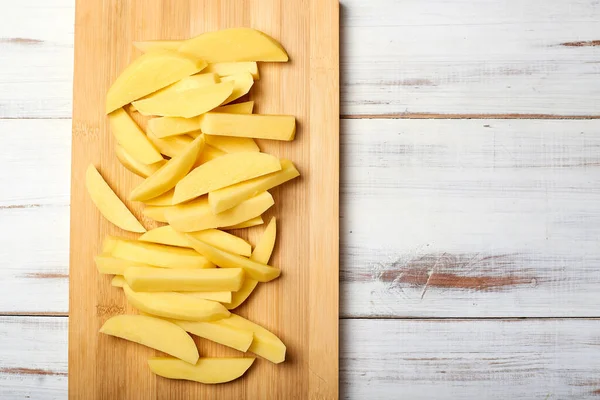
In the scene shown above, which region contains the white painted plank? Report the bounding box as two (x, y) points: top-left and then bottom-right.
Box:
(1, 0), (600, 117)
(3, 317), (600, 399)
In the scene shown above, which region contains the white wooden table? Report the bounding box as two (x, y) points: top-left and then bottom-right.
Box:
(1, 0), (600, 398)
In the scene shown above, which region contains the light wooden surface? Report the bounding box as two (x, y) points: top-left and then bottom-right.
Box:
(1, 0), (600, 398)
(68, 0), (338, 399)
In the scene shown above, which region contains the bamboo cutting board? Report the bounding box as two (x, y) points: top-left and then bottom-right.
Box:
(68, 1), (339, 398)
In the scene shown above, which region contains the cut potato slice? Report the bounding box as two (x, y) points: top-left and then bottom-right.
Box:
(227, 217), (276, 309)
(124, 266), (244, 292)
(167, 192), (274, 232)
(107, 237), (214, 269)
(123, 284), (230, 321)
(100, 315), (198, 364)
(95, 253), (157, 275)
(85, 165), (146, 233)
(143, 190), (174, 206)
(179, 28), (288, 62)
(173, 320), (253, 352)
(140, 226), (251, 257)
(223, 216), (264, 230)
(173, 152), (281, 204)
(216, 314), (286, 363)
(130, 135), (205, 202)
(195, 144), (226, 166)
(106, 50), (206, 114)
(205, 62), (259, 80)
(186, 291), (232, 303)
(133, 40), (183, 53)
(205, 135), (259, 154)
(108, 108), (163, 165)
(214, 100), (255, 114)
(111, 275), (126, 287)
(147, 127), (194, 158)
(132, 81), (235, 118)
(186, 236), (280, 282)
(201, 113), (296, 141)
(142, 205), (169, 222)
(115, 144), (165, 178)
(220, 72), (254, 105)
(209, 159), (299, 213)
(148, 357), (255, 384)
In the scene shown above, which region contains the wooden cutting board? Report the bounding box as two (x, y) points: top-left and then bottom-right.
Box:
(68, 1), (339, 398)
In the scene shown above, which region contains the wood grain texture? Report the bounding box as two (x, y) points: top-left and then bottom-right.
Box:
(6, 317), (600, 399)
(69, 1), (339, 399)
(2, 0), (600, 118)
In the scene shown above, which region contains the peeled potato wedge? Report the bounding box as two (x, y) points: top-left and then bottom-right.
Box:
(166, 192), (274, 232)
(111, 275), (126, 287)
(195, 144), (226, 166)
(147, 127), (194, 158)
(124, 266), (244, 292)
(133, 40), (183, 53)
(124, 284), (230, 321)
(227, 217), (276, 309)
(100, 315), (199, 364)
(132, 81), (235, 118)
(215, 100), (255, 115)
(173, 320), (253, 352)
(130, 135), (205, 202)
(106, 236), (214, 269)
(216, 314), (286, 364)
(140, 226), (252, 257)
(186, 291), (232, 303)
(148, 357), (255, 384)
(186, 236), (280, 282)
(224, 216), (264, 230)
(173, 152), (281, 204)
(106, 50), (206, 114)
(143, 190), (174, 206)
(179, 28), (288, 62)
(95, 253), (158, 275)
(115, 144), (165, 178)
(109, 108), (164, 165)
(209, 159), (299, 213)
(85, 165), (146, 233)
(142, 205), (169, 222)
(201, 113), (296, 141)
(204, 135), (259, 154)
(205, 62), (259, 80)
(220, 72), (254, 105)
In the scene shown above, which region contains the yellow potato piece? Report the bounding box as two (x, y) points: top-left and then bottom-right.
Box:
(94, 253), (157, 275)
(124, 266), (244, 292)
(205, 62), (259, 80)
(186, 236), (280, 282)
(220, 72), (254, 105)
(106, 50), (206, 114)
(147, 127), (194, 158)
(204, 135), (259, 154)
(133, 40), (183, 53)
(123, 284), (230, 321)
(142, 205), (169, 222)
(100, 315), (198, 364)
(186, 291), (232, 303)
(85, 165), (146, 233)
(209, 159), (299, 213)
(108, 108), (164, 165)
(173, 320), (253, 352)
(140, 226), (252, 257)
(115, 144), (165, 178)
(227, 217), (276, 309)
(148, 101), (254, 139)
(132, 81), (235, 118)
(173, 152), (281, 204)
(201, 113), (296, 141)
(102, 236), (119, 253)
(148, 357), (255, 384)
(216, 314), (286, 363)
(223, 216), (264, 230)
(130, 135), (205, 202)
(195, 144), (226, 166)
(111, 275), (126, 287)
(107, 236), (214, 269)
(167, 192), (274, 232)
(143, 190), (174, 206)
(179, 28), (288, 62)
